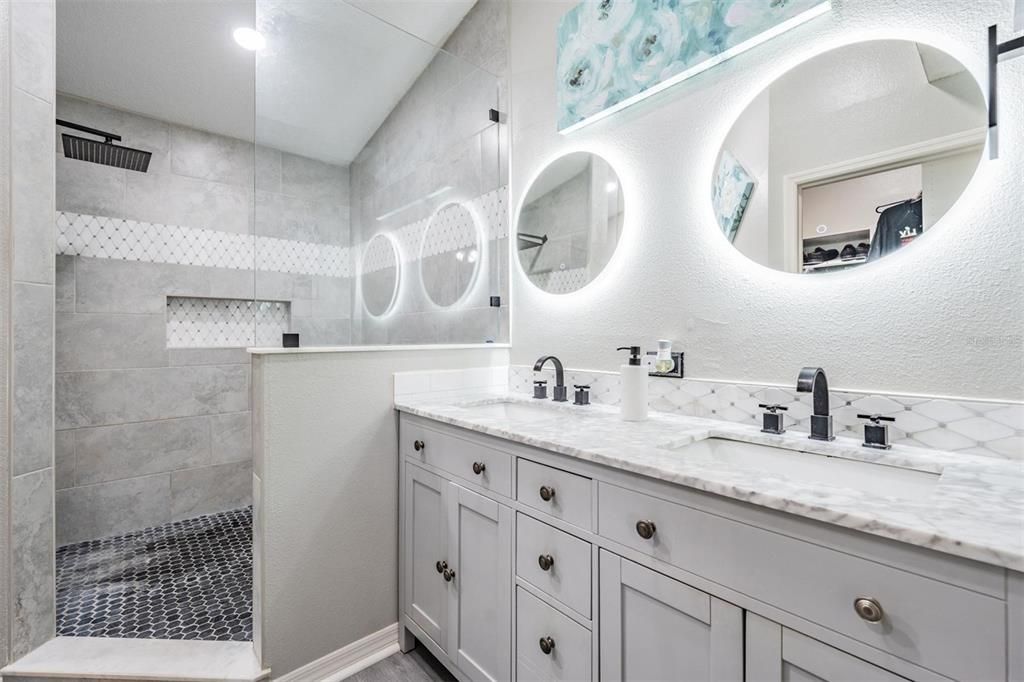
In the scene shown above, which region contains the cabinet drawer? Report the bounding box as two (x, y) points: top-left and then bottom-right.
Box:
(402, 419), (511, 498)
(517, 458), (593, 530)
(516, 513), (592, 618)
(516, 587), (592, 682)
(598, 482), (1005, 682)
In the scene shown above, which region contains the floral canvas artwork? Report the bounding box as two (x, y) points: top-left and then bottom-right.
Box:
(713, 150), (754, 242)
(557, 0), (829, 132)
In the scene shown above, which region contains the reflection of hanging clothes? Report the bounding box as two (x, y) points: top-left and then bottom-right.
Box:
(868, 198), (923, 261)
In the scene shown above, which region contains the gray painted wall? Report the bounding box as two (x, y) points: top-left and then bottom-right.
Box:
(54, 96), (352, 544)
(252, 346), (509, 677)
(350, 0), (510, 345)
(3, 0), (57, 663)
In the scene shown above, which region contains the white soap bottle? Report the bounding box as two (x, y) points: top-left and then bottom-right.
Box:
(616, 346), (648, 421)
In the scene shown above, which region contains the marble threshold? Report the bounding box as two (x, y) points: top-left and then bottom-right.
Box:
(0, 637), (268, 681)
(394, 391), (1024, 572)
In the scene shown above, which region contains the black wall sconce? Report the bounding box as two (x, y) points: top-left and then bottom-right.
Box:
(988, 23), (1024, 158)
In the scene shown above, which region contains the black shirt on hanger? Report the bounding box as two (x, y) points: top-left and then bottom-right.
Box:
(868, 199), (923, 261)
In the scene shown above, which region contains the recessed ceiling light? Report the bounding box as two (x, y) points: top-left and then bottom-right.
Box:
(233, 27), (265, 51)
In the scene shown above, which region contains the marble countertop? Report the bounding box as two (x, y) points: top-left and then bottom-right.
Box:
(395, 392), (1024, 571)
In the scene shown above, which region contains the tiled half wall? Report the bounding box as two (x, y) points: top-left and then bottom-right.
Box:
(512, 366), (1023, 460)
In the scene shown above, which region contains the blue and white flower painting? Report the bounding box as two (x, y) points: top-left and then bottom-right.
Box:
(712, 150), (754, 242)
(557, 0), (829, 131)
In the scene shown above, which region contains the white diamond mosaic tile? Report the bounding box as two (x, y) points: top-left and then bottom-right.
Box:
(167, 297), (289, 348)
(528, 267), (589, 295)
(511, 366), (1024, 461)
(57, 212), (351, 278)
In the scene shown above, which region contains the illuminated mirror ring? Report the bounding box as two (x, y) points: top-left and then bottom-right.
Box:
(419, 201), (483, 309)
(516, 151), (625, 295)
(360, 233), (401, 318)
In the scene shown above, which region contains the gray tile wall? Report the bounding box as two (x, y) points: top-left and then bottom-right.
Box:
(54, 97), (351, 544)
(349, 0), (510, 344)
(4, 0), (57, 662)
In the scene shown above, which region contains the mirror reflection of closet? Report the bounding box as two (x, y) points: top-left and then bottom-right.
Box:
(713, 40), (986, 274)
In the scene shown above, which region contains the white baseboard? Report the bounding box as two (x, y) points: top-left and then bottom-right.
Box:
(276, 624), (399, 682)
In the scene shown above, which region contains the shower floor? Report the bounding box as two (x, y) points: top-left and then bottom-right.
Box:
(56, 507), (252, 642)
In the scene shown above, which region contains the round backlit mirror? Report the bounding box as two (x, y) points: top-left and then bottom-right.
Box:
(361, 234), (399, 317)
(517, 152), (624, 294)
(712, 40), (986, 274)
(420, 202), (482, 308)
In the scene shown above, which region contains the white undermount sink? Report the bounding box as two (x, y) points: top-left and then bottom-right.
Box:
(671, 437), (940, 501)
(457, 400), (565, 421)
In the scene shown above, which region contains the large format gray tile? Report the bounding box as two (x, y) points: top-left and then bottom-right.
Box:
(312, 275), (352, 319)
(12, 0), (54, 103)
(290, 316), (351, 346)
(57, 364), (249, 429)
(11, 468), (55, 660)
(55, 254), (75, 312)
(169, 124), (254, 187)
(57, 473), (171, 545)
(168, 347), (251, 367)
(74, 257), (210, 314)
(210, 412), (252, 465)
(254, 189), (346, 243)
(280, 151), (350, 203)
(13, 282), (54, 475)
(124, 171), (251, 234)
(171, 461), (252, 521)
(74, 416), (212, 485)
(55, 429), (75, 490)
(55, 369), (126, 430)
(13, 88), (55, 284)
(56, 312), (167, 371)
(56, 153), (126, 216)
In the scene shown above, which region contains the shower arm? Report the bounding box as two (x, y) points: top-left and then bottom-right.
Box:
(56, 119), (122, 144)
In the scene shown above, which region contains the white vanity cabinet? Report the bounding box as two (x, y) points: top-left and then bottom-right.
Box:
(398, 413), (1019, 682)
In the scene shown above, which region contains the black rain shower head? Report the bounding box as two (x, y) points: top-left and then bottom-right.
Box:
(57, 119), (152, 173)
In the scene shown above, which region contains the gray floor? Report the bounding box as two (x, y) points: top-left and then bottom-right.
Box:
(348, 645), (456, 682)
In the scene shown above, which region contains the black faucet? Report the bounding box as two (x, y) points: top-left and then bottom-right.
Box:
(796, 367), (834, 441)
(534, 356), (567, 402)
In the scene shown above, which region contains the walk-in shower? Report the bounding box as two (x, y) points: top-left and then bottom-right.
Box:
(52, 0), (505, 644)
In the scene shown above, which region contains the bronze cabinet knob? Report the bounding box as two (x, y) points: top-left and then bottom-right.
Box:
(435, 560), (447, 574)
(853, 597), (884, 623)
(472, 461), (486, 475)
(635, 520), (657, 540)
(443, 568), (456, 582)
(539, 485), (556, 501)
(413, 440), (425, 452)
(539, 636), (555, 655)
(538, 554), (555, 571)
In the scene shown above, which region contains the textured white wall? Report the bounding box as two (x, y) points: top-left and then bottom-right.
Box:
(253, 346), (509, 677)
(509, 0), (1024, 400)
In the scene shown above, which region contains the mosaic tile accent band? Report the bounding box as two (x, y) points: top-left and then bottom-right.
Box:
(57, 212), (351, 277)
(166, 297), (290, 348)
(511, 366), (1023, 460)
(528, 267), (589, 295)
(55, 186), (508, 279)
(56, 507), (252, 642)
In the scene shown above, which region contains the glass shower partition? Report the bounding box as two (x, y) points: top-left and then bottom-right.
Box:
(253, 0), (506, 348)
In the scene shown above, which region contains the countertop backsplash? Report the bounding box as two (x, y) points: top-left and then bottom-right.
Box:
(510, 366), (1023, 461)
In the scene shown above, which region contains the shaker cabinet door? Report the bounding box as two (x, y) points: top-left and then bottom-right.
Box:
(404, 464), (449, 650)
(448, 482), (512, 682)
(599, 551), (743, 682)
(745, 612), (910, 682)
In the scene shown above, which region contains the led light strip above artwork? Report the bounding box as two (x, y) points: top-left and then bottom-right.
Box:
(557, 0), (831, 134)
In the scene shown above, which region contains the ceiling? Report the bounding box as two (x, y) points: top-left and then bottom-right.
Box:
(56, 0), (476, 165)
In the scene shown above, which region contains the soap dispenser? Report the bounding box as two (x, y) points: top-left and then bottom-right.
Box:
(616, 346), (648, 421)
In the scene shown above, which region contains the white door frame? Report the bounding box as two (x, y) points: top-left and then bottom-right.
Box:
(781, 127), (987, 273)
